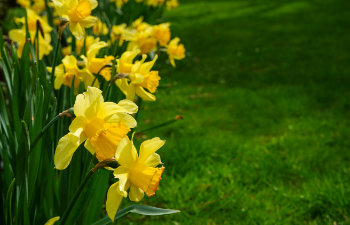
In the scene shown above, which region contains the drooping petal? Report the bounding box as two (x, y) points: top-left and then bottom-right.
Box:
(135, 86), (155, 101)
(54, 129), (86, 170)
(115, 137), (137, 166)
(139, 137), (165, 162)
(106, 181), (125, 221)
(70, 22), (85, 40)
(129, 185), (144, 202)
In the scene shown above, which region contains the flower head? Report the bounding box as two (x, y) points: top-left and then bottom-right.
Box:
(47, 55), (97, 89)
(106, 136), (165, 221)
(54, 87), (138, 170)
(52, 0), (98, 40)
(81, 40), (114, 81)
(116, 51), (160, 101)
(152, 23), (171, 47)
(167, 37), (185, 67)
(9, 8), (53, 59)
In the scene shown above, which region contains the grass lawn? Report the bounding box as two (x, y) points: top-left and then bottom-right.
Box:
(127, 0), (350, 224)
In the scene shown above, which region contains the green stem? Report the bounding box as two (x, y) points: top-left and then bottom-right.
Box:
(135, 115), (183, 135)
(59, 170), (94, 225)
(30, 114), (60, 150)
(59, 159), (119, 225)
(30, 109), (74, 150)
(50, 35), (61, 84)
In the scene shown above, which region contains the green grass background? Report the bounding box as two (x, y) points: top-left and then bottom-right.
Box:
(132, 0), (350, 224)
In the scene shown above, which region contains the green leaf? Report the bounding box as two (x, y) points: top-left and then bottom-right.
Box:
(114, 205), (180, 221)
(5, 178), (15, 225)
(92, 205), (179, 225)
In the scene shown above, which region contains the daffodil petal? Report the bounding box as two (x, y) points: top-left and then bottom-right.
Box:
(106, 113), (137, 128)
(80, 16), (98, 28)
(139, 137), (165, 162)
(129, 185), (144, 202)
(84, 139), (95, 154)
(106, 181), (124, 221)
(69, 116), (87, 132)
(135, 86), (155, 101)
(70, 22), (85, 40)
(54, 129), (86, 170)
(143, 153), (162, 167)
(115, 137), (137, 166)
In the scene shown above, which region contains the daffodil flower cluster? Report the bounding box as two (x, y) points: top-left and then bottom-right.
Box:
(4, 0), (185, 223)
(111, 17), (186, 67)
(9, 8), (53, 59)
(47, 39), (113, 89)
(110, 0), (179, 10)
(55, 87), (166, 221)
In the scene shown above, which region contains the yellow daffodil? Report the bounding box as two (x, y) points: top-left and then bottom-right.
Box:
(110, 24), (137, 46)
(106, 136), (165, 221)
(92, 18), (109, 35)
(116, 51), (160, 101)
(52, 0), (98, 40)
(81, 40), (114, 81)
(62, 36), (100, 56)
(54, 87), (138, 170)
(152, 23), (171, 47)
(110, 0), (128, 9)
(17, 0), (47, 13)
(145, 0), (165, 7)
(47, 55), (97, 89)
(9, 8), (53, 59)
(166, 0), (179, 10)
(127, 31), (157, 54)
(9, 28), (53, 59)
(167, 37), (185, 67)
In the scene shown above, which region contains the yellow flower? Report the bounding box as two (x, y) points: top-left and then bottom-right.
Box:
(127, 30), (157, 54)
(92, 18), (109, 35)
(47, 55), (97, 89)
(62, 36), (100, 56)
(54, 87), (138, 170)
(167, 37), (185, 67)
(16, 0), (47, 13)
(152, 23), (171, 47)
(81, 40), (114, 81)
(9, 28), (53, 59)
(9, 8), (53, 59)
(110, 0), (128, 9)
(166, 0), (179, 10)
(106, 136), (165, 221)
(116, 51), (160, 101)
(145, 0), (165, 7)
(52, 0), (98, 40)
